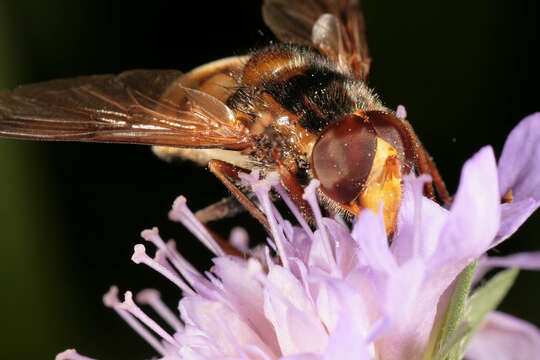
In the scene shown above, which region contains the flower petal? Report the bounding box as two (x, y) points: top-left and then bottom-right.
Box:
(352, 209), (396, 273)
(498, 112), (540, 201)
(482, 251), (540, 270)
(179, 296), (275, 358)
(378, 147), (500, 360)
(466, 311), (540, 360)
(264, 293), (328, 355)
(212, 257), (280, 354)
(474, 251), (540, 283)
(392, 175), (448, 265)
(322, 218), (358, 276)
(495, 199), (540, 244)
(494, 113), (540, 242)
(280, 354), (321, 360)
(264, 266), (328, 355)
(432, 146), (500, 268)
(322, 291), (373, 360)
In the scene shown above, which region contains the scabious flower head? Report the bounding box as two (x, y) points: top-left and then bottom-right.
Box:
(57, 113), (540, 360)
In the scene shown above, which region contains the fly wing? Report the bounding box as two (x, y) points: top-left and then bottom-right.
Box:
(262, 0), (371, 81)
(0, 70), (251, 149)
(179, 56), (249, 103)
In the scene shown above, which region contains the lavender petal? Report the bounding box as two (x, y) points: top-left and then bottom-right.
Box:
(493, 199), (540, 246)
(498, 112), (540, 201)
(466, 311), (540, 360)
(432, 146), (500, 268)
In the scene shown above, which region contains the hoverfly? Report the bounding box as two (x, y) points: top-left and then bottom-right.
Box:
(0, 0), (450, 235)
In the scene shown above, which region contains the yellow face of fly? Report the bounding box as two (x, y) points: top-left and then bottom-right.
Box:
(357, 137), (402, 234)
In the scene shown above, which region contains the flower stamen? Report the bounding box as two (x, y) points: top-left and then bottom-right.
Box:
(241, 171), (291, 270)
(168, 195), (225, 256)
(55, 349), (96, 360)
(103, 286), (169, 356)
(142, 228), (201, 285)
(136, 289), (184, 332)
(303, 179), (338, 272)
(131, 244), (195, 295)
(118, 291), (180, 350)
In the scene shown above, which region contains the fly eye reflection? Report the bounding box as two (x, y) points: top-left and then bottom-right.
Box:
(311, 114), (377, 204)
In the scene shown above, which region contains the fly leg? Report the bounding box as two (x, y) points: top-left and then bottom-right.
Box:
(422, 147), (452, 204)
(206, 159), (270, 232)
(399, 117), (450, 204)
(176, 160), (270, 257)
(193, 196), (248, 257)
(415, 144), (436, 200)
(195, 196), (246, 224)
(276, 161), (313, 221)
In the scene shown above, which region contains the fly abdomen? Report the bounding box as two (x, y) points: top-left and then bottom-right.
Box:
(227, 44), (368, 135)
(263, 68), (357, 134)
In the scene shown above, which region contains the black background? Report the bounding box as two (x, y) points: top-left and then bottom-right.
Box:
(0, 1), (538, 358)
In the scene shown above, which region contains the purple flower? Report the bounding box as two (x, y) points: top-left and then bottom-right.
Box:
(56, 113), (540, 360)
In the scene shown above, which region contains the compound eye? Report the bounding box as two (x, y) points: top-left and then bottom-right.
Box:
(365, 111), (414, 173)
(311, 114), (377, 204)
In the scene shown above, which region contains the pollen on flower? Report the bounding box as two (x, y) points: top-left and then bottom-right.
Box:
(396, 105), (407, 119)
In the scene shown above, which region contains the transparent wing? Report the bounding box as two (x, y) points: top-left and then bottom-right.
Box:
(262, 0), (371, 81)
(0, 70), (251, 149)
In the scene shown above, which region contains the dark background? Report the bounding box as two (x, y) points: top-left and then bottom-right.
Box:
(0, 0), (538, 358)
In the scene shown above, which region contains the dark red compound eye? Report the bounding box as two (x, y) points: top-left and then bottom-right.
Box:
(311, 114), (377, 204)
(365, 111), (415, 173)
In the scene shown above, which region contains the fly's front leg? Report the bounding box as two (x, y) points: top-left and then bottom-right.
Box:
(152, 146), (263, 256)
(207, 159), (270, 232)
(276, 161), (313, 221)
(398, 118), (450, 204)
(422, 147), (452, 204)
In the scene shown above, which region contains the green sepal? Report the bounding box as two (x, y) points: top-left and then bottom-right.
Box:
(448, 267), (519, 359)
(423, 265), (519, 360)
(424, 261), (476, 360)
